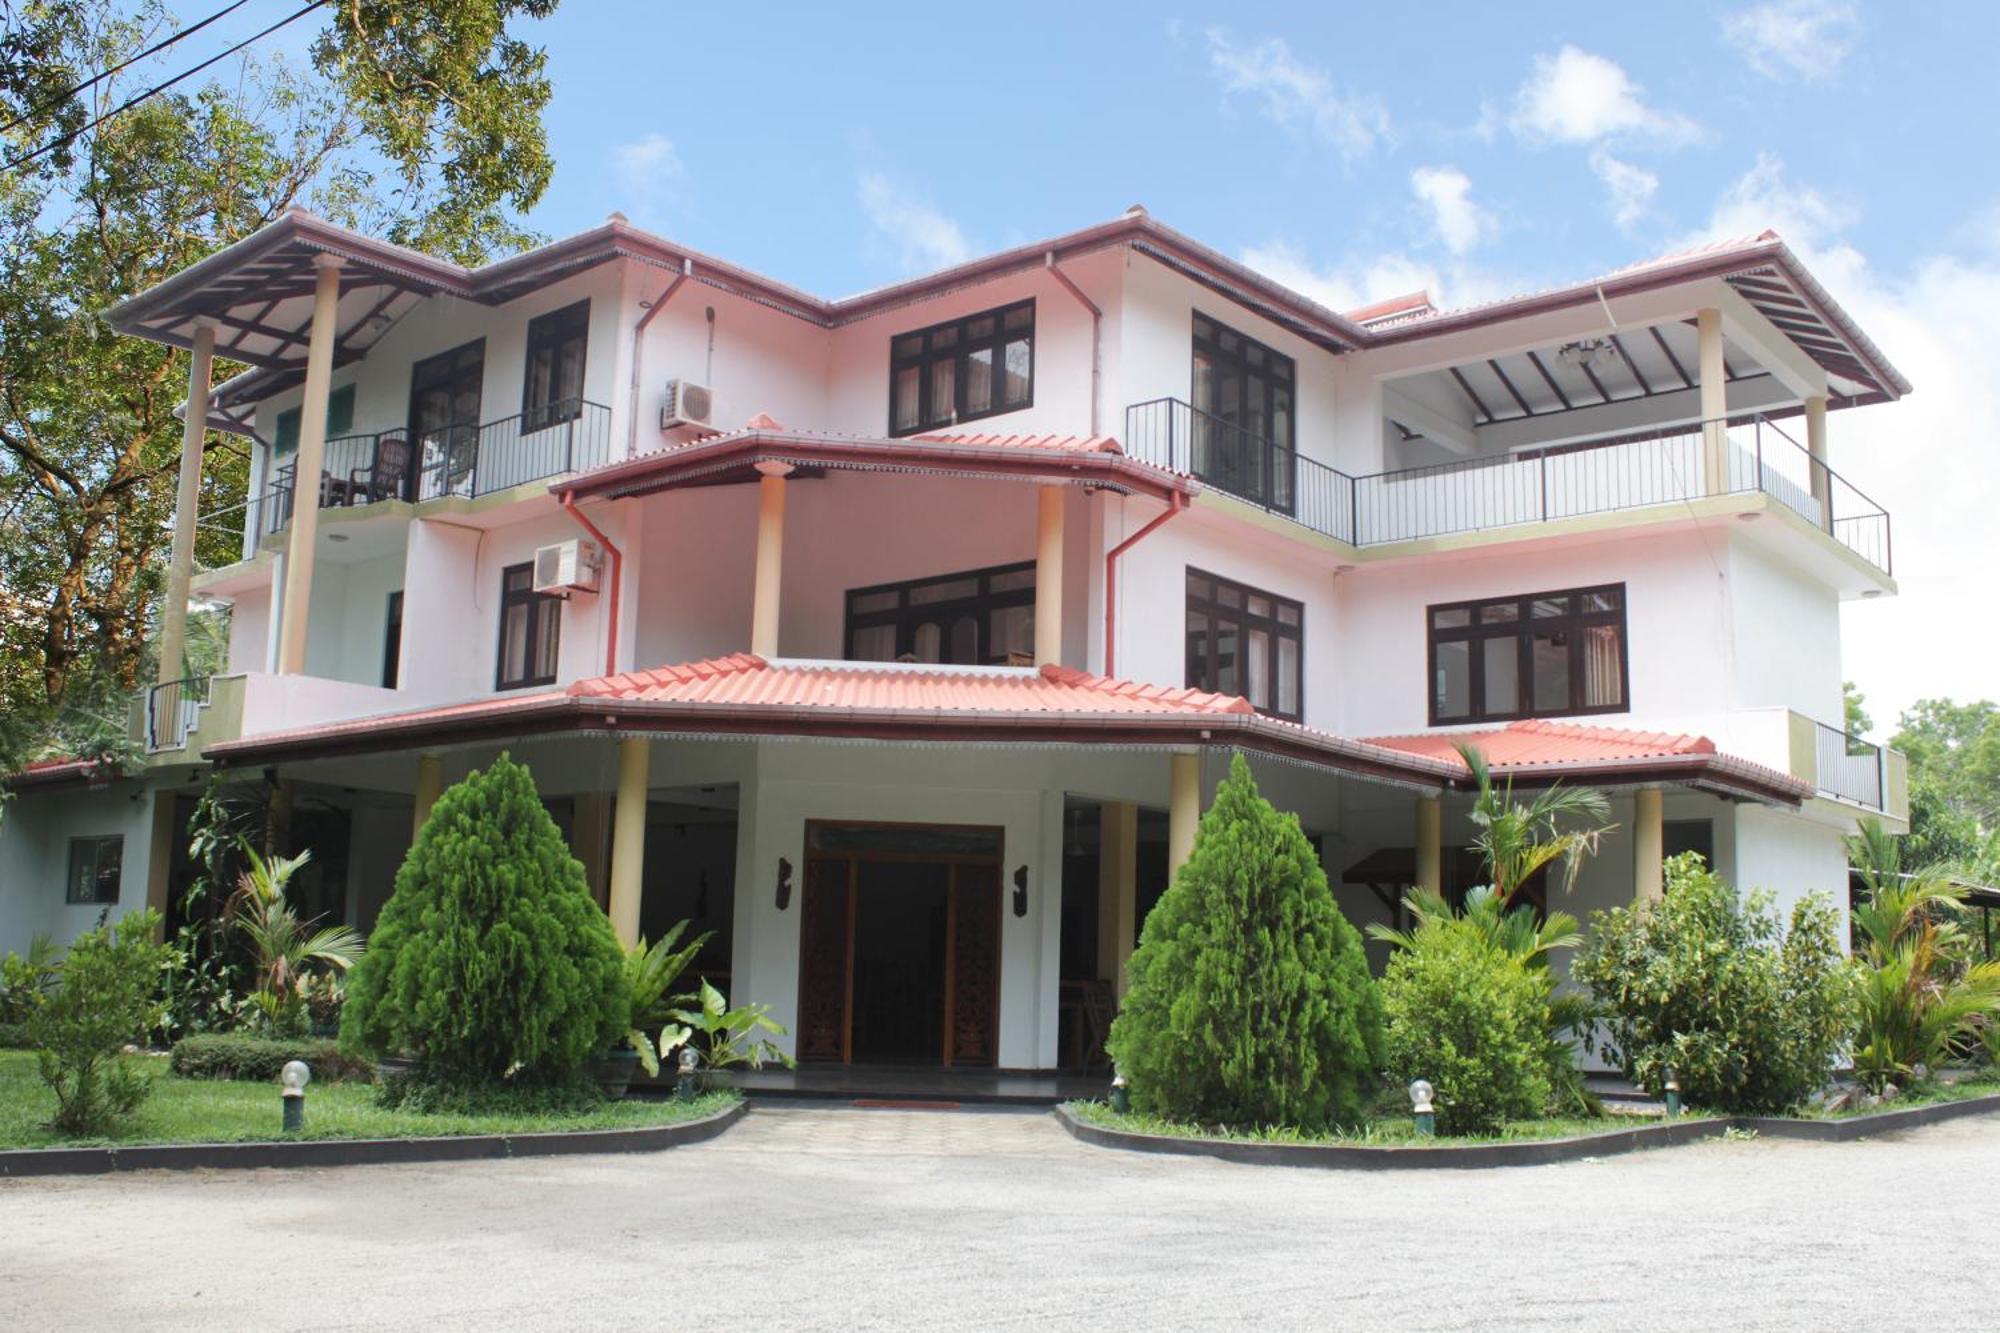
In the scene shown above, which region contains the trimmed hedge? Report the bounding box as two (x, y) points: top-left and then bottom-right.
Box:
(0, 1022), (32, 1049)
(170, 1033), (375, 1084)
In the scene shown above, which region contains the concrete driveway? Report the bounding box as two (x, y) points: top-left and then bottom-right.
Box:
(4, 1104), (1995, 1331)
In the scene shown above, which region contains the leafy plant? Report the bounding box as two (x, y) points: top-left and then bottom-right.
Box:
(227, 843), (366, 1036)
(620, 922), (712, 1075)
(25, 910), (177, 1135)
(1107, 753), (1383, 1132)
(1457, 742), (1611, 908)
(0, 932), (60, 1024)
(1575, 854), (1849, 1114)
(660, 979), (793, 1085)
(169, 1033), (373, 1084)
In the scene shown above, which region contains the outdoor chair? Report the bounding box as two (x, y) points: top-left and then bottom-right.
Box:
(349, 435), (413, 504)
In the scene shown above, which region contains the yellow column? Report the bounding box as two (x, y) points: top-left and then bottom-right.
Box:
(1634, 787), (1665, 902)
(1414, 795), (1442, 896)
(159, 320), (216, 685)
(1697, 307), (1728, 495)
(607, 737), (650, 946)
(750, 462), (790, 658)
(276, 255), (344, 676)
(411, 753), (445, 842)
(1804, 394), (1831, 532)
(571, 791), (612, 909)
(1168, 752), (1201, 880)
(1096, 801), (1139, 996)
(1034, 484), (1065, 666)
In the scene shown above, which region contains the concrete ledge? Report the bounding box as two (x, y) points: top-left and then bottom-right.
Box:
(1740, 1091), (2000, 1142)
(0, 1098), (746, 1178)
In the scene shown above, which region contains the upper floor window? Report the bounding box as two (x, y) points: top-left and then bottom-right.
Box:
(889, 300), (1034, 436)
(1429, 584), (1627, 725)
(1190, 314), (1295, 512)
(1186, 568), (1303, 721)
(274, 384), (356, 455)
(845, 560), (1037, 665)
(497, 562), (561, 690)
(66, 835), (123, 905)
(523, 300), (589, 432)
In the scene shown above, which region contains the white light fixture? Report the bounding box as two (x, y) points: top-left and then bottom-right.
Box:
(1557, 338), (1616, 369)
(281, 1060), (312, 1094)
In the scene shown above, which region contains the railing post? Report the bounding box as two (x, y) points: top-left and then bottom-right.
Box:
(1168, 402), (1179, 473)
(1754, 417), (1765, 496)
(566, 412), (576, 474)
(1348, 476), (1359, 546)
(1538, 451), (1548, 522)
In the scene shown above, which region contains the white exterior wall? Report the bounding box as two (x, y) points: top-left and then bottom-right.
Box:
(0, 781), (164, 955)
(1734, 803), (1853, 926)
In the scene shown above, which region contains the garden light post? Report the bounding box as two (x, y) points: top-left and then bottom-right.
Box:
(676, 1045), (699, 1103)
(1409, 1079), (1435, 1137)
(1663, 1067), (1682, 1118)
(1111, 1068), (1130, 1115)
(281, 1060), (311, 1133)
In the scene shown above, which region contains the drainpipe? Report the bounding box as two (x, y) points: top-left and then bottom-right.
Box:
(1045, 251), (1102, 437)
(627, 259), (692, 458)
(559, 488), (624, 677)
(1103, 493), (1187, 677)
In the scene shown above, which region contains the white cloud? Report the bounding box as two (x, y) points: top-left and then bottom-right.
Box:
(856, 173), (972, 274)
(1723, 1), (1859, 82)
(1410, 166), (1492, 255)
(1239, 240), (1520, 317)
(1205, 29), (1390, 160)
(610, 133), (686, 222)
(1510, 45), (1698, 147)
(1589, 151), (1659, 231)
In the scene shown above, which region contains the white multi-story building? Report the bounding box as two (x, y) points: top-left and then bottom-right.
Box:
(0, 206), (1908, 1071)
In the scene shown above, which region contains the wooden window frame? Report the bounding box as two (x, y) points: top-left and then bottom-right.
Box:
(886, 299), (1035, 437)
(382, 590), (403, 689)
(843, 559), (1037, 666)
(1184, 567), (1305, 723)
(495, 561), (561, 691)
(66, 834), (123, 905)
(522, 300), (590, 431)
(274, 383), (356, 455)
(1427, 582), (1629, 725)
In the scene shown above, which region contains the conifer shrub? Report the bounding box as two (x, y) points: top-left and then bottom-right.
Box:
(340, 754), (626, 1090)
(1106, 753), (1383, 1131)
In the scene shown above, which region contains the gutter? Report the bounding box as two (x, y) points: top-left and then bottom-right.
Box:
(627, 260), (690, 459)
(1103, 494), (1188, 677)
(558, 489), (625, 677)
(1044, 252), (1103, 436)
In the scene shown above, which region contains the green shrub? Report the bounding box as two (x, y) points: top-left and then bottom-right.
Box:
(374, 1065), (606, 1116)
(340, 754), (626, 1086)
(1575, 854), (1849, 1114)
(1381, 918), (1551, 1135)
(169, 1033), (373, 1083)
(0, 932), (59, 1024)
(0, 1022), (34, 1049)
(1107, 754), (1382, 1132)
(26, 910), (177, 1135)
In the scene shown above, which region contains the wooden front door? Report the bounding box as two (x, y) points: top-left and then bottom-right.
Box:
(797, 822), (1002, 1067)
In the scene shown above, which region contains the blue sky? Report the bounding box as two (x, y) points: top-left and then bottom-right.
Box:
(216, 1), (2000, 724)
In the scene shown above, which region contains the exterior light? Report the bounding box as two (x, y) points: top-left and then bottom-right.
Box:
(676, 1045), (700, 1103)
(1110, 1068), (1131, 1115)
(1557, 337), (1615, 369)
(1663, 1066), (1682, 1118)
(1409, 1079), (1436, 1137)
(281, 1060), (311, 1133)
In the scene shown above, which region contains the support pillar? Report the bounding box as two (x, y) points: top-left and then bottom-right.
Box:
(1414, 794), (1442, 896)
(1096, 801), (1139, 997)
(1804, 393), (1831, 532)
(1168, 752), (1201, 880)
(1697, 307), (1728, 495)
(1034, 484), (1065, 666)
(276, 255), (344, 676)
(1634, 787), (1665, 902)
(159, 320), (215, 685)
(571, 791), (612, 909)
(411, 753), (445, 842)
(607, 738), (650, 946)
(750, 462), (790, 658)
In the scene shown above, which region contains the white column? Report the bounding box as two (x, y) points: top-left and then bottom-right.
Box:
(159, 320), (216, 685)
(1634, 788), (1665, 902)
(1034, 484), (1065, 666)
(1804, 394), (1832, 532)
(608, 738), (651, 946)
(1697, 307), (1728, 495)
(276, 255), (343, 676)
(751, 462), (790, 658)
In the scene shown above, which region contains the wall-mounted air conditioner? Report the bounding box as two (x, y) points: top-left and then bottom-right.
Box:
(532, 538), (602, 596)
(660, 379), (713, 430)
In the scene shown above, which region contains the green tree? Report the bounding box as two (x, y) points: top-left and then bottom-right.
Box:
(1107, 753), (1382, 1131)
(26, 909), (177, 1134)
(1891, 699), (2000, 882)
(340, 754), (625, 1084)
(1457, 743), (1611, 908)
(1844, 681), (1871, 739)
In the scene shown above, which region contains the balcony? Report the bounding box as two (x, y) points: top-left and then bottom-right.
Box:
(1812, 720), (1889, 810)
(1122, 399), (1892, 576)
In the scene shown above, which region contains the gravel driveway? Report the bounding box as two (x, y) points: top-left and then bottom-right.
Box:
(4, 1104), (1995, 1331)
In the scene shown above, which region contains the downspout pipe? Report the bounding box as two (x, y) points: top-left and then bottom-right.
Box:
(560, 488), (624, 677)
(1103, 492), (1187, 678)
(1045, 251), (1102, 437)
(627, 259), (692, 458)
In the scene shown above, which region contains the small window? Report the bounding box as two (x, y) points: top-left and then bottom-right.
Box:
(66, 836), (123, 905)
(382, 591), (404, 689)
(274, 384), (357, 455)
(496, 563), (561, 689)
(1428, 583), (1627, 724)
(887, 300), (1034, 436)
(1186, 568), (1304, 722)
(522, 300), (590, 432)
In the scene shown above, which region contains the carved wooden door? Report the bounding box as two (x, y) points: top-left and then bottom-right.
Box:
(796, 856), (852, 1063)
(944, 863), (1000, 1067)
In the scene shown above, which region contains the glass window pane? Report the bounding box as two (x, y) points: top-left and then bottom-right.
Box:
(964, 346), (994, 415)
(502, 604), (528, 682)
(1186, 571), (1211, 601)
(1215, 582), (1242, 609)
(967, 315), (996, 341)
(912, 621), (942, 662)
(851, 589), (899, 614)
(1483, 637), (1519, 716)
(987, 567), (1035, 592)
(928, 357), (956, 425)
(1480, 603), (1519, 624)
(850, 623), (898, 661)
(1533, 631), (1571, 712)
(893, 367), (921, 432)
(1580, 589), (1621, 614)
(1581, 624), (1624, 707)
(947, 615), (979, 664)
(929, 325), (959, 352)
(1186, 611), (1209, 688)
(1434, 641), (1471, 719)
(1277, 637), (1300, 717)
(1246, 627), (1271, 709)
(988, 605), (1034, 663)
(1003, 304), (1032, 331)
(532, 602), (561, 679)
(1531, 596), (1568, 618)
(1002, 338), (1031, 406)
(1247, 594), (1272, 618)
(1213, 620), (1239, 695)
(1432, 607), (1471, 629)
(893, 334), (923, 361)
(909, 576), (979, 605)
(1277, 604), (1300, 627)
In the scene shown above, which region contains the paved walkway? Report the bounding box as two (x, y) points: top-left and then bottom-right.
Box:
(5, 1104), (1997, 1330)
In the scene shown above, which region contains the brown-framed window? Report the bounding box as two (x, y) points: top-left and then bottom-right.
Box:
(496, 562), (561, 689)
(382, 590), (403, 689)
(1185, 568), (1304, 721)
(844, 560), (1037, 665)
(66, 835), (123, 905)
(888, 300), (1034, 436)
(1428, 583), (1627, 725)
(523, 300), (589, 431)
(1191, 312), (1296, 512)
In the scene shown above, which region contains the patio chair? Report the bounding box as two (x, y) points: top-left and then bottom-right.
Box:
(349, 435), (413, 504)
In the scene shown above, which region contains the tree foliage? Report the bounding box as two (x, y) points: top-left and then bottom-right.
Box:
(26, 909), (177, 1135)
(1891, 698), (2000, 881)
(1107, 753), (1382, 1131)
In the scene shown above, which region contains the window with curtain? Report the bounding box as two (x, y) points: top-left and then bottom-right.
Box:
(522, 300), (590, 431)
(66, 835), (123, 905)
(844, 560), (1037, 665)
(1185, 568), (1304, 721)
(888, 300), (1034, 436)
(1428, 584), (1627, 724)
(496, 562), (561, 689)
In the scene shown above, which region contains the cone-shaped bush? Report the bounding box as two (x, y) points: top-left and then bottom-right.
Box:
(1107, 753), (1383, 1130)
(341, 754), (626, 1082)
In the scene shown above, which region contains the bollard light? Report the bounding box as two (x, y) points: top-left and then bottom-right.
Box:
(1110, 1069), (1131, 1116)
(1662, 1066), (1682, 1118)
(1409, 1079), (1436, 1137)
(676, 1045), (700, 1103)
(280, 1059), (311, 1133)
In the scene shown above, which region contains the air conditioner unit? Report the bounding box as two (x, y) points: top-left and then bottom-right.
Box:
(660, 379), (714, 430)
(532, 538), (601, 596)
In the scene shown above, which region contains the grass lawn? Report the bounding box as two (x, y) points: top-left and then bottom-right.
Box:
(1065, 1097), (1680, 1147)
(0, 1050), (739, 1151)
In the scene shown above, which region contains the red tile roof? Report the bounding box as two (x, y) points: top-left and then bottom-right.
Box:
(912, 431), (1121, 454)
(1363, 719), (1715, 769)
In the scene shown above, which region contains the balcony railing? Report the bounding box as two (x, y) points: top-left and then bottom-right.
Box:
(145, 674), (210, 752)
(1122, 400), (1892, 575)
(1814, 721), (1886, 809)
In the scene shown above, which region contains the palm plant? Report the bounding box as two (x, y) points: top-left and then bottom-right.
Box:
(226, 842), (365, 1033)
(1457, 742), (1612, 908)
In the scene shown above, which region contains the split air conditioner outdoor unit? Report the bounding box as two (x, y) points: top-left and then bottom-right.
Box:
(532, 538), (602, 596)
(660, 378), (713, 430)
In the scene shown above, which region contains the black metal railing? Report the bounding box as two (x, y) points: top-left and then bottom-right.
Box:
(1814, 720), (1885, 809)
(1121, 401), (1892, 576)
(146, 675), (211, 752)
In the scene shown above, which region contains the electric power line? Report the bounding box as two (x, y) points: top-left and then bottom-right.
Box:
(0, 0), (258, 138)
